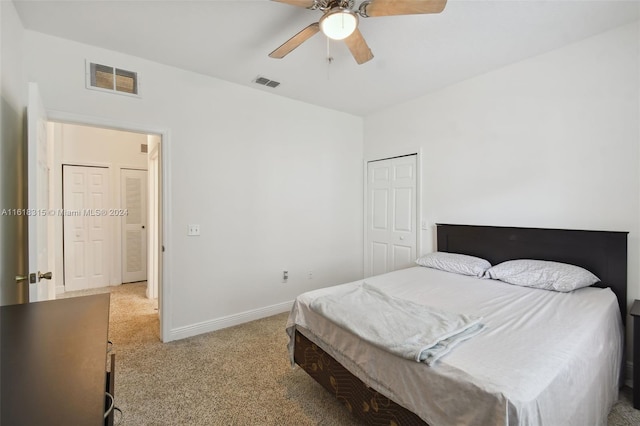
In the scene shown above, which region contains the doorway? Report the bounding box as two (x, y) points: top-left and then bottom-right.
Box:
(51, 122), (163, 336)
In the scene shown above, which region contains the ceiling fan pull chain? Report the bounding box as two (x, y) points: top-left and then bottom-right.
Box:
(326, 37), (334, 80)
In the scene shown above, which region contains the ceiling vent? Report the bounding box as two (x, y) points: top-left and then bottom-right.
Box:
(253, 76), (281, 88)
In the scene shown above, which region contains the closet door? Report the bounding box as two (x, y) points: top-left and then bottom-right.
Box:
(365, 155), (417, 277)
(121, 169), (147, 283)
(63, 165), (110, 291)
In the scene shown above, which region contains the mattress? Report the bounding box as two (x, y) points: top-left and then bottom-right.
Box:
(286, 266), (624, 426)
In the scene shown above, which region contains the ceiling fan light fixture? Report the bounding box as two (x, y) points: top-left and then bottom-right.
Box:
(319, 8), (358, 40)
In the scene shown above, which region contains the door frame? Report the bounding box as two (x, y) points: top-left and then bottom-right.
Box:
(147, 140), (160, 300)
(363, 148), (423, 277)
(47, 109), (172, 343)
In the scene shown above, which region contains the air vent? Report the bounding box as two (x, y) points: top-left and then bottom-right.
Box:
(253, 76), (280, 88)
(86, 61), (140, 97)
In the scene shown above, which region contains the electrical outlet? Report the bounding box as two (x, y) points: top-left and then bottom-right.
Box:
(187, 224), (200, 236)
(307, 271), (313, 280)
(282, 270), (288, 283)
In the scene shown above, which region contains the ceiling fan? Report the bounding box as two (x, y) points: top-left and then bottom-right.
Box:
(268, 0), (447, 65)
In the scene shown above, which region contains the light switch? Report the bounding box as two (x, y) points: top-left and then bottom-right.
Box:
(187, 224), (200, 236)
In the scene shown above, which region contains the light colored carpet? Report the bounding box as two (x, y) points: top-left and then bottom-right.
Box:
(65, 283), (639, 425)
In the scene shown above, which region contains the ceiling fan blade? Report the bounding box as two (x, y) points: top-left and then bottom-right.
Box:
(363, 0), (447, 17)
(272, 0), (316, 9)
(269, 23), (320, 59)
(344, 29), (374, 65)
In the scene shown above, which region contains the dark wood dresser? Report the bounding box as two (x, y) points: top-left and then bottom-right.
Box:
(0, 293), (114, 425)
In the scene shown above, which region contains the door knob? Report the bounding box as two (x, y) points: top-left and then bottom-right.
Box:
(38, 271), (53, 281)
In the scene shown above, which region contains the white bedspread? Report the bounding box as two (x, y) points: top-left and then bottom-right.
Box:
(309, 282), (484, 364)
(286, 266), (623, 426)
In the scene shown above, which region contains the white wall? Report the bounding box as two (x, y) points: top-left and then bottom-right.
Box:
(365, 21), (639, 317)
(50, 122), (149, 293)
(24, 30), (364, 339)
(0, 1), (28, 305)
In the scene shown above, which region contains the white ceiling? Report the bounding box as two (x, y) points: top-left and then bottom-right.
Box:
(13, 0), (640, 116)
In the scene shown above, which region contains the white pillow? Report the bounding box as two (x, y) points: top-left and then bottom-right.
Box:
(415, 252), (491, 277)
(485, 259), (600, 292)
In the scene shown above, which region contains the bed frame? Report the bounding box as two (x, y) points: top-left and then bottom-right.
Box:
(294, 224), (628, 426)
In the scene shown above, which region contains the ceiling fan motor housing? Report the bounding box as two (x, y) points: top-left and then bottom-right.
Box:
(314, 0), (355, 11)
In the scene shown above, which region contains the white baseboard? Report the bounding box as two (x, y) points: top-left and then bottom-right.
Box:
(169, 300), (294, 341)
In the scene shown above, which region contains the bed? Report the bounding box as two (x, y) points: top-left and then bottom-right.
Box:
(286, 224), (628, 425)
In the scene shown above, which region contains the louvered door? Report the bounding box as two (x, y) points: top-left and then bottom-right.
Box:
(121, 169), (147, 283)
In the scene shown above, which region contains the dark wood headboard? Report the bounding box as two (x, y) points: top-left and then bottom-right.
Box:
(436, 224), (628, 321)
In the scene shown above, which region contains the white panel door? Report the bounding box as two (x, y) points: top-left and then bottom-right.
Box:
(366, 155), (417, 277)
(27, 83), (53, 302)
(122, 169), (147, 283)
(63, 165), (110, 291)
